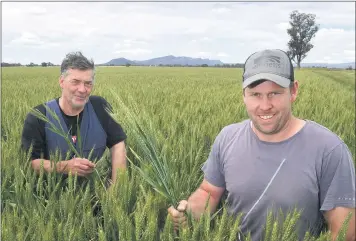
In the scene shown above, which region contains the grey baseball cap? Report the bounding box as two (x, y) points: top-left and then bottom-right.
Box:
(242, 49), (294, 89)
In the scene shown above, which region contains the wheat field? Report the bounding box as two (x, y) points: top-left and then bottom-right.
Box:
(1, 66), (355, 241)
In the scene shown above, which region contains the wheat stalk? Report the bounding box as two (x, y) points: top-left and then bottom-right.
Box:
(108, 91), (180, 208)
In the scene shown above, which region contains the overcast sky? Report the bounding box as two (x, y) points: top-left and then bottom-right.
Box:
(2, 2), (355, 65)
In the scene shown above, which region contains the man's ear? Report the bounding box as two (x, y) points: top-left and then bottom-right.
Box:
(59, 75), (64, 89)
(243, 88), (247, 104)
(290, 80), (299, 102)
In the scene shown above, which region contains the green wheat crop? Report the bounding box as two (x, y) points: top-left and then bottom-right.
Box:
(1, 66), (355, 240)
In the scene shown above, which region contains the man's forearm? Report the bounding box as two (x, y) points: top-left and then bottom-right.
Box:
(344, 213), (355, 241)
(110, 141), (127, 184)
(31, 159), (68, 173)
(326, 208), (355, 241)
(331, 219), (356, 241)
(187, 188), (220, 219)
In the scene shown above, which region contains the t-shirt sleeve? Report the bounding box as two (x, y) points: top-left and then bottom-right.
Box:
(106, 111), (127, 148)
(320, 142), (356, 211)
(201, 130), (226, 188)
(91, 96), (127, 148)
(21, 106), (47, 160)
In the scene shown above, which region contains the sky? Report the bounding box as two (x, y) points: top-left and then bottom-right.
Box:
(2, 1), (355, 65)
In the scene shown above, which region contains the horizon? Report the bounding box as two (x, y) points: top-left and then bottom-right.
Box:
(3, 53), (355, 66)
(3, 2), (355, 65)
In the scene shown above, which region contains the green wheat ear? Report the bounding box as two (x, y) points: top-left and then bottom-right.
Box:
(228, 212), (244, 241)
(108, 90), (180, 208)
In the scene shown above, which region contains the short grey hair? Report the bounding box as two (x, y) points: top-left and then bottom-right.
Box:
(60, 51), (95, 81)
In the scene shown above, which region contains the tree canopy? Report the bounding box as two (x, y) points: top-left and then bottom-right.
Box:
(287, 10), (319, 68)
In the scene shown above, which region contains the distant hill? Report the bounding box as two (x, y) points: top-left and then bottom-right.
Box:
(101, 55), (224, 66)
(104, 58), (136, 66)
(100, 55), (354, 69)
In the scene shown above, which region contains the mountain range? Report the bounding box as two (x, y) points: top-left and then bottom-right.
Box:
(101, 55), (355, 69)
(102, 55), (224, 66)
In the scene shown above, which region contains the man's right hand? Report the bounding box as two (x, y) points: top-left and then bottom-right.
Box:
(168, 200), (188, 230)
(60, 158), (96, 176)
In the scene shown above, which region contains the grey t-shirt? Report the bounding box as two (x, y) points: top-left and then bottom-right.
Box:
(202, 119), (355, 241)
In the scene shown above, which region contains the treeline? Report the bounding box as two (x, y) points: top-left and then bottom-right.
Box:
(1, 62), (56, 67)
(302, 65), (354, 70)
(3, 62), (354, 70)
(4, 62), (242, 68)
(1, 62), (22, 67)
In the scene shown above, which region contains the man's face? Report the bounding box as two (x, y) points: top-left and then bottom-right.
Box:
(243, 80), (298, 135)
(59, 68), (94, 111)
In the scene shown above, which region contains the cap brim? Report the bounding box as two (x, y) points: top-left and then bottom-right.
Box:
(242, 73), (291, 89)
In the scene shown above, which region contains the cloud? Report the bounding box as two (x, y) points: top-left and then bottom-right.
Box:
(2, 57), (15, 63)
(197, 52), (212, 58)
(11, 32), (45, 46)
(114, 48), (152, 55)
(122, 39), (149, 47)
(303, 28), (355, 63)
(344, 50), (355, 55)
(277, 22), (289, 31)
(217, 52), (228, 57)
(212, 7), (231, 14)
(26, 6), (47, 15)
(2, 2), (354, 64)
(190, 37), (211, 44)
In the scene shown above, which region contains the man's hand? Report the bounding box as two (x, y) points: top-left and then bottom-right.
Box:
(61, 158), (96, 177)
(168, 200), (188, 230)
(167, 179), (225, 231)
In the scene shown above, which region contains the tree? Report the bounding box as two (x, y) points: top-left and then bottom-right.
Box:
(286, 10), (319, 69)
(125, 63), (131, 67)
(27, 62), (37, 67)
(1, 62), (22, 67)
(41, 62), (48, 67)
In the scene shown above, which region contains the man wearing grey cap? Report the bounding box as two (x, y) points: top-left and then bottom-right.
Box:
(168, 49), (355, 240)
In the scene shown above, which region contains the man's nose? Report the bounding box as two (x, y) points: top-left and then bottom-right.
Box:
(259, 96), (273, 111)
(77, 82), (87, 92)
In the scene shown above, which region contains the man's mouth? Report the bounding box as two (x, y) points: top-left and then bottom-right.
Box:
(259, 115), (274, 120)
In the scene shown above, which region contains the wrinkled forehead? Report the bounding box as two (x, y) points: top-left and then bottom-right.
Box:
(63, 68), (94, 81)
